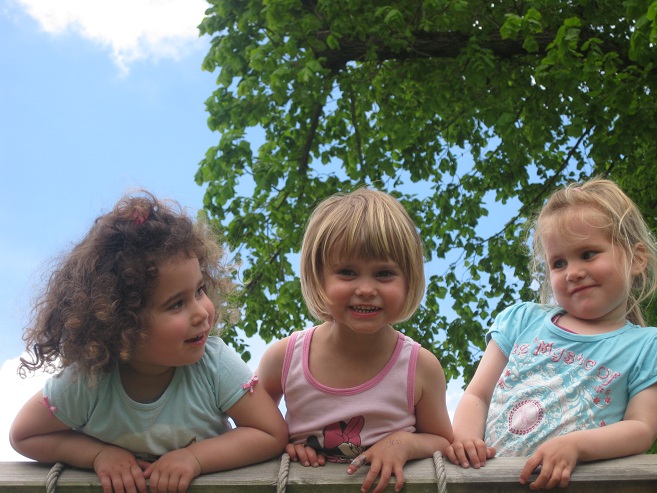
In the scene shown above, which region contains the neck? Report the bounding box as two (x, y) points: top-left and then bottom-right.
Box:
(119, 363), (175, 403)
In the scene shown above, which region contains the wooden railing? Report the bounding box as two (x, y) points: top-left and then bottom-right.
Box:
(2, 454), (657, 492)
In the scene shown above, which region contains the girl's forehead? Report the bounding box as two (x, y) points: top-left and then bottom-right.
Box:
(541, 206), (609, 236)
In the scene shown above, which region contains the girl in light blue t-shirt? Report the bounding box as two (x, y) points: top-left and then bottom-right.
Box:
(446, 178), (657, 489)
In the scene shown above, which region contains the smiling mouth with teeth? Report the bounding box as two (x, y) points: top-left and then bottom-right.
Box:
(352, 306), (380, 313)
(186, 334), (204, 343)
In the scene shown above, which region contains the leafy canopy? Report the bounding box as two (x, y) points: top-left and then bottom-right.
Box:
(196, 0), (657, 382)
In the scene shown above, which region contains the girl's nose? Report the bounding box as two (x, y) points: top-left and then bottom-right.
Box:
(191, 298), (210, 324)
(355, 280), (376, 297)
(566, 264), (585, 282)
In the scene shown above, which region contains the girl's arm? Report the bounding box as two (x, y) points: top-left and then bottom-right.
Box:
(519, 382), (657, 490)
(257, 338), (325, 467)
(349, 347), (454, 493)
(144, 379), (288, 492)
(445, 340), (507, 468)
(9, 390), (148, 493)
(254, 337), (288, 405)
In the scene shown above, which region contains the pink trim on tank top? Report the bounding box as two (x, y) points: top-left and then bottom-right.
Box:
(407, 343), (419, 413)
(280, 331), (299, 393)
(281, 327), (419, 411)
(297, 327), (406, 396)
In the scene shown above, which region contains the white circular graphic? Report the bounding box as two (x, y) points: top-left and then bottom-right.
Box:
(508, 399), (544, 435)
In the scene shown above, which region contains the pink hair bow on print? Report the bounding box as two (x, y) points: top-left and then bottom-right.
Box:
(242, 375), (259, 393)
(40, 396), (58, 418)
(323, 416), (364, 449)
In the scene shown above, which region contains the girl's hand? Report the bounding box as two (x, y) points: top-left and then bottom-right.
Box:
(143, 448), (202, 493)
(92, 445), (148, 493)
(519, 436), (578, 490)
(285, 443), (326, 467)
(346, 431), (412, 493)
(445, 438), (495, 468)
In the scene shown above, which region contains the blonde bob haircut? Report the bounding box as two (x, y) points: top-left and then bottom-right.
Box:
(300, 188), (425, 323)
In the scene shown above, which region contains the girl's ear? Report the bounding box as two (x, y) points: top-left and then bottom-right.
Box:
(630, 242), (649, 276)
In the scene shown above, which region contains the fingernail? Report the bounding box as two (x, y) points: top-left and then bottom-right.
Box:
(303, 461), (310, 466)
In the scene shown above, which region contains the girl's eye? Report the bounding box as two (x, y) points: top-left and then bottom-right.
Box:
(336, 269), (356, 277)
(196, 285), (206, 297)
(377, 270), (396, 279)
(169, 300), (183, 310)
(582, 251), (597, 260)
(552, 259), (566, 270)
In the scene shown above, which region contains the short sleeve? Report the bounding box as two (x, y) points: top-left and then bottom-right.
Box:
(43, 367), (100, 430)
(486, 302), (551, 357)
(203, 337), (254, 412)
(628, 330), (657, 399)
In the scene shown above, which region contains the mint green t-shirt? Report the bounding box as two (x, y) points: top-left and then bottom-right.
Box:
(45, 336), (253, 461)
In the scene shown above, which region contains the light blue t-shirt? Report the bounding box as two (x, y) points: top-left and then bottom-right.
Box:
(484, 302), (657, 456)
(44, 336), (253, 461)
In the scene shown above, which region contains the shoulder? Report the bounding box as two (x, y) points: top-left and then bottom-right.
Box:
(259, 335), (293, 365)
(200, 336), (252, 375)
(487, 302), (555, 355)
(490, 301), (554, 335)
(415, 346), (446, 387)
(255, 335), (295, 400)
(494, 301), (552, 323)
(259, 327), (316, 365)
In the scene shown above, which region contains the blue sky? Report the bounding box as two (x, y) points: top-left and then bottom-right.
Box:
(0, 0), (467, 461)
(0, 0), (239, 459)
(1, 0), (214, 365)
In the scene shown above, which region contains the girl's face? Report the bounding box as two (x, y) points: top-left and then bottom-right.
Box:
(322, 255), (407, 335)
(542, 208), (641, 330)
(128, 254), (215, 375)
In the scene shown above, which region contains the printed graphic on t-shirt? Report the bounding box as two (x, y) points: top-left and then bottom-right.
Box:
(305, 415), (366, 463)
(486, 336), (618, 455)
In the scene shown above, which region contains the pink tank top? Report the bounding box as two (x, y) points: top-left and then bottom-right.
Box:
(281, 327), (420, 462)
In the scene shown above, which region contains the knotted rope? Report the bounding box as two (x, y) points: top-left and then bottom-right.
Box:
(45, 462), (65, 493)
(433, 451), (448, 493)
(277, 452), (291, 493)
(276, 451), (447, 493)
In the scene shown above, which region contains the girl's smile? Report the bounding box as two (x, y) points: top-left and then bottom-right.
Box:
(322, 256), (407, 334)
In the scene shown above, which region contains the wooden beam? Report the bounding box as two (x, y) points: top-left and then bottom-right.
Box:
(2, 454), (657, 492)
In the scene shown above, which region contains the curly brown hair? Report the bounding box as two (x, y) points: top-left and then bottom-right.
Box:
(19, 191), (234, 380)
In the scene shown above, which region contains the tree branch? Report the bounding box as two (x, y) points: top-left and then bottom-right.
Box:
(316, 30), (622, 70)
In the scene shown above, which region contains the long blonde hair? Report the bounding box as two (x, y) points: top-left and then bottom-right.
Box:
(531, 178), (657, 326)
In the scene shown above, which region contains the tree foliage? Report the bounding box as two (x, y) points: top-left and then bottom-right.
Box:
(196, 0), (657, 382)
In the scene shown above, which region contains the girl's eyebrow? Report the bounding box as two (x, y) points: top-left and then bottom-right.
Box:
(158, 278), (204, 308)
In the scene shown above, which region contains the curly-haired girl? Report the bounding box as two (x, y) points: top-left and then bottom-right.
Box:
(10, 191), (287, 493)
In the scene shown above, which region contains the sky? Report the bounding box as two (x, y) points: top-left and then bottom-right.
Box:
(0, 0), (465, 462)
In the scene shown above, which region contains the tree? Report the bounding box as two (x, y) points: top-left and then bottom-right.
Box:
(196, 0), (657, 382)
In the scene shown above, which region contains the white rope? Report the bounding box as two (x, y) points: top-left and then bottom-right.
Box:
(433, 451), (447, 493)
(46, 462), (65, 493)
(277, 452), (291, 493)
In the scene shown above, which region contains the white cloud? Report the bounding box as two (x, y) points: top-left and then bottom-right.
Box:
(0, 357), (51, 461)
(13, 0), (209, 73)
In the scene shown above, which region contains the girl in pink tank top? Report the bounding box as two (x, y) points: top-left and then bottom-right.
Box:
(257, 189), (453, 493)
